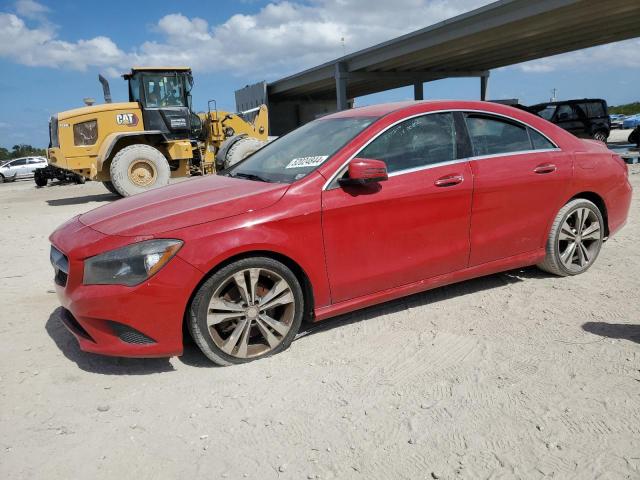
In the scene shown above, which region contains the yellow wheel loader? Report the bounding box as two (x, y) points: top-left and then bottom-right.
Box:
(46, 67), (268, 197)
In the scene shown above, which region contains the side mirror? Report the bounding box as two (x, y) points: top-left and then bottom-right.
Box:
(339, 158), (388, 186)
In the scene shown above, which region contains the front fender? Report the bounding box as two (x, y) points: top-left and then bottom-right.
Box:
(96, 131), (165, 172)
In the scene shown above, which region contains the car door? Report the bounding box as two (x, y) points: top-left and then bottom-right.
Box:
(463, 113), (572, 266)
(553, 104), (584, 137)
(9, 159), (28, 178)
(26, 158), (45, 176)
(321, 112), (473, 303)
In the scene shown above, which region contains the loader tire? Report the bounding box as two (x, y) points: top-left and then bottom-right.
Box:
(220, 136), (267, 170)
(34, 170), (48, 187)
(102, 181), (120, 196)
(109, 144), (170, 197)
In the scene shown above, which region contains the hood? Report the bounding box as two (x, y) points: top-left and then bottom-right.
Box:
(57, 102), (139, 121)
(78, 175), (289, 236)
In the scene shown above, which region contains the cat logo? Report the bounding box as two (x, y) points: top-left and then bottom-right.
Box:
(116, 113), (139, 127)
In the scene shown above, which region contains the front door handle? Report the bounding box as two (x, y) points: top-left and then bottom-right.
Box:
(533, 163), (556, 174)
(434, 174), (464, 187)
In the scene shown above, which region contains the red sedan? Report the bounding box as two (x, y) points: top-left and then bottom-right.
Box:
(50, 101), (632, 365)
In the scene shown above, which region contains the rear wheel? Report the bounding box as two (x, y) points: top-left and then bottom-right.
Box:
(74, 175), (86, 184)
(537, 199), (604, 276)
(109, 144), (170, 197)
(189, 257), (304, 366)
(217, 136), (267, 170)
(593, 130), (608, 142)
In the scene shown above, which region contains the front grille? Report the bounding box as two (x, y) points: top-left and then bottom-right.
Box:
(50, 245), (68, 287)
(108, 322), (156, 345)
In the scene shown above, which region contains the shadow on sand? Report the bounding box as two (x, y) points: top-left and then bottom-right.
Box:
(582, 322), (640, 344)
(46, 193), (118, 207)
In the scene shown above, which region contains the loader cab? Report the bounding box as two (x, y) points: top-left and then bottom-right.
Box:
(125, 67), (195, 140)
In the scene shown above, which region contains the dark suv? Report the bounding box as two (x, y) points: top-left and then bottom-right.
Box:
(528, 99), (610, 142)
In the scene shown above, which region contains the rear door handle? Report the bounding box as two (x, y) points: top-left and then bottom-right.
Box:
(434, 174), (464, 187)
(533, 163), (556, 174)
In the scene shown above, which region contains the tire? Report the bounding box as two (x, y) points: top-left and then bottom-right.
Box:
(592, 130), (608, 143)
(34, 171), (47, 187)
(220, 136), (267, 170)
(537, 199), (604, 277)
(109, 144), (170, 197)
(74, 175), (86, 184)
(0, 174), (4, 184)
(102, 181), (120, 196)
(188, 257), (304, 366)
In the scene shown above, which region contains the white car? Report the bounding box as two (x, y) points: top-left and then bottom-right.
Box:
(0, 157), (47, 182)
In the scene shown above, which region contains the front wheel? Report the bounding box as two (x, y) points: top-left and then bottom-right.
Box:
(102, 181), (120, 196)
(188, 257), (304, 366)
(109, 144), (170, 197)
(34, 171), (47, 187)
(537, 199), (604, 276)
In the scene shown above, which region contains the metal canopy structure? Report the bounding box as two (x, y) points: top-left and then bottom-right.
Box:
(236, 0), (640, 134)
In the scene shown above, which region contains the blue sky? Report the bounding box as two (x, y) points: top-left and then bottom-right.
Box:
(1, 0), (638, 147)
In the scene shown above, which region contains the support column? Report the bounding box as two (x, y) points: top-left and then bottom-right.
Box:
(480, 73), (490, 101)
(413, 82), (424, 101)
(335, 62), (349, 111)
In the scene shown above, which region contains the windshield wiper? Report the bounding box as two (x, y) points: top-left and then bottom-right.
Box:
(230, 172), (270, 183)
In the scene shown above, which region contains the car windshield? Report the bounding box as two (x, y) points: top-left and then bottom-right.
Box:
(225, 116), (376, 184)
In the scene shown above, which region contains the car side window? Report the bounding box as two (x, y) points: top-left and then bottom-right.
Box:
(529, 129), (556, 150)
(586, 102), (605, 117)
(555, 104), (575, 121)
(465, 115), (532, 156)
(358, 113), (456, 174)
(12, 159), (27, 166)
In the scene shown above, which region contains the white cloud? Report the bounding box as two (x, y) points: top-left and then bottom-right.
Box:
(0, 0), (490, 76)
(0, 13), (127, 70)
(1, 0), (639, 81)
(15, 0), (48, 20)
(517, 38), (640, 74)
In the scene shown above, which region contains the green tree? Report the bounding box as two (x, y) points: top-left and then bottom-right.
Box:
(0, 145), (47, 161)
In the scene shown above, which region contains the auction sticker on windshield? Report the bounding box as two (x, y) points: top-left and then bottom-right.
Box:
(285, 156), (328, 169)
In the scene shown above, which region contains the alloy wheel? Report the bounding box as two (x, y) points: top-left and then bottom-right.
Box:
(558, 207), (602, 273)
(206, 268), (295, 358)
(593, 131), (607, 142)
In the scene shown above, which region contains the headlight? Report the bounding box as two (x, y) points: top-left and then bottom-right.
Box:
(73, 120), (98, 146)
(83, 239), (183, 286)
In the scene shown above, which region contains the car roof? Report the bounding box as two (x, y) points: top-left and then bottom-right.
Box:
(324, 100), (533, 120)
(529, 98), (605, 108)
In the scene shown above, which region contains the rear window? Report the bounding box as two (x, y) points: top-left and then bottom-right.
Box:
(465, 114), (532, 156)
(529, 129), (556, 150)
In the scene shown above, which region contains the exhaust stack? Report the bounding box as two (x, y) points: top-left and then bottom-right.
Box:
(98, 74), (112, 103)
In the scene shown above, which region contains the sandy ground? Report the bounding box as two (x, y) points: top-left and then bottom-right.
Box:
(1, 168), (639, 480)
(608, 128), (636, 144)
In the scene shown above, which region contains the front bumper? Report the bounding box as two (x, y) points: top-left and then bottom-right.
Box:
(50, 219), (203, 358)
